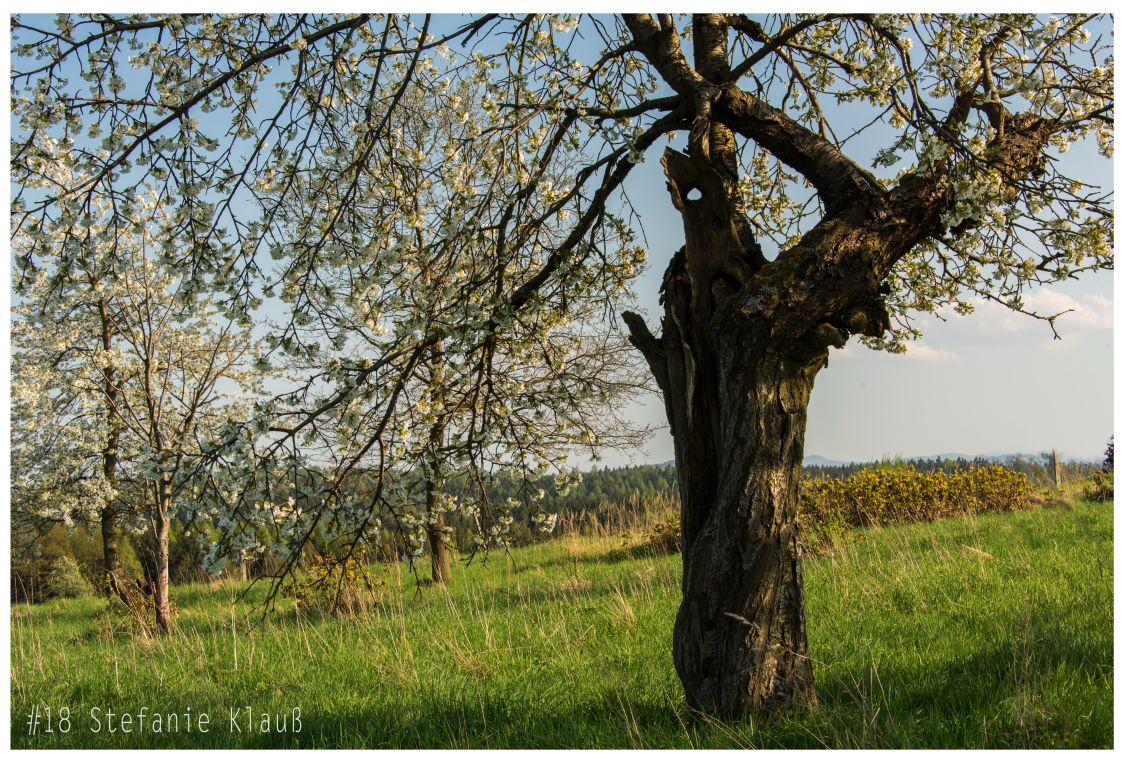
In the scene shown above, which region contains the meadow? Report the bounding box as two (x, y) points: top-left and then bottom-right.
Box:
(10, 499), (1113, 749)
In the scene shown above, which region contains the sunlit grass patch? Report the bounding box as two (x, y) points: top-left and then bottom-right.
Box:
(11, 500), (1112, 749)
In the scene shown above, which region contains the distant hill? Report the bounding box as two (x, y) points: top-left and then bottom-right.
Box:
(802, 454), (849, 467)
(801, 451), (1101, 468)
(928, 451), (1100, 465)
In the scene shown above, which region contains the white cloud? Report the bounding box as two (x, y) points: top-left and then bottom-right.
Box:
(829, 340), (957, 363)
(903, 343), (959, 363)
(969, 287), (1113, 335)
(1032, 289), (1113, 332)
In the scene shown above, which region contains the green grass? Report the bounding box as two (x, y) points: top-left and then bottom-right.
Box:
(11, 500), (1113, 748)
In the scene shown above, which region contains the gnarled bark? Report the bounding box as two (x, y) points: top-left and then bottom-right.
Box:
(673, 341), (821, 714)
(627, 147), (830, 717)
(624, 73), (1058, 714)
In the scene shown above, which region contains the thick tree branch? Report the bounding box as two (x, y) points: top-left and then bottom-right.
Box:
(621, 310), (668, 393)
(758, 105), (1063, 347)
(622, 14), (706, 95)
(714, 84), (882, 215)
(693, 15), (731, 82)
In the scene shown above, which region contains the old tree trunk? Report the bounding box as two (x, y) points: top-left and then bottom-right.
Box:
(626, 146), (835, 715)
(624, 146), (1055, 716)
(628, 135), (996, 714)
(620, 34), (1057, 713)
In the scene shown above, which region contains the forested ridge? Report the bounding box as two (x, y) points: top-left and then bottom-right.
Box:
(14, 452), (1101, 603)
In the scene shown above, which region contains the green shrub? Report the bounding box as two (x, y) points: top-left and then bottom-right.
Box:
(44, 555), (95, 599)
(1083, 469), (1114, 502)
(281, 548), (385, 616)
(631, 514), (681, 556)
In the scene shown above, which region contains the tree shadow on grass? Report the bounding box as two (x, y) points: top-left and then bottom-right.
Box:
(278, 691), (751, 749)
(17, 622), (1107, 750)
(813, 616), (1113, 748)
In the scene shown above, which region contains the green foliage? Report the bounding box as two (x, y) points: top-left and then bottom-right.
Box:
(280, 548), (385, 616)
(469, 458), (1086, 545)
(1084, 437), (1114, 501)
(11, 526), (144, 603)
(1082, 470), (1113, 502)
(11, 502), (1112, 748)
(43, 555), (94, 600)
(632, 514), (682, 557)
(804, 454), (1103, 489)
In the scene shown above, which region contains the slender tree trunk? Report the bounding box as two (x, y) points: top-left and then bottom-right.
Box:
(152, 479), (173, 633)
(99, 445), (125, 602)
(426, 506), (452, 584)
(97, 297), (128, 602)
(424, 338), (452, 584)
(100, 499), (122, 593)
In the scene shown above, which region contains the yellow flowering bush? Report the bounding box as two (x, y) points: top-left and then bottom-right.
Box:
(799, 464), (1034, 531)
(634, 465), (1035, 557)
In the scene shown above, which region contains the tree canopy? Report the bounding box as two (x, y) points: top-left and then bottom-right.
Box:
(13, 14), (1111, 332)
